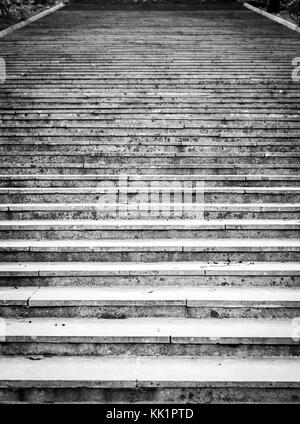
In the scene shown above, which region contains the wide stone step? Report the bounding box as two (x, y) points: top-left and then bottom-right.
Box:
(2, 112), (300, 120)
(1, 174), (299, 188)
(5, 77), (298, 82)
(1, 144), (299, 155)
(1, 203), (298, 220)
(0, 139), (299, 148)
(0, 317), (299, 357)
(2, 90), (299, 100)
(0, 261), (298, 288)
(1, 165), (298, 176)
(3, 103), (299, 111)
(0, 355), (299, 403)
(2, 127), (300, 137)
(1, 186), (299, 203)
(3, 85), (299, 92)
(1, 135), (299, 143)
(4, 78), (298, 85)
(0, 154), (298, 168)
(0, 239), (299, 262)
(3, 88), (299, 96)
(1, 285), (300, 319)
(3, 120), (300, 131)
(0, 219), (298, 240)
(2, 166), (298, 176)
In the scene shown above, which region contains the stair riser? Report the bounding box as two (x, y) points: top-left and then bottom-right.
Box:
(2, 123), (300, 132)
(1, 156), (298, 167)
(1, 342), (299, 357)
(1, 229), (297, 240)
(5, 85), (300, 90)
(3, 96), (299, 102)
(2, 136), (299, 144)
(1, 145), (299, 154)
(1, 251), (298, 262)
(1, 275), (298, 287)
(1, 167), (298, 175)
(1, 210), (297, 220)
(2, 98), (298, 105)
(5, 82), (300, 87)
(1, 305), (300, 319)
(1, 179), (299, 188)
(1, 193), (298, 203)
(0, 387), (299, 404)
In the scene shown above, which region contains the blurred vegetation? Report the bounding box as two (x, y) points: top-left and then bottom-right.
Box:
(0, 0), (59, 26)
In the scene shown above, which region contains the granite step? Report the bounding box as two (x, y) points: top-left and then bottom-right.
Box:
(0, 317), (299, 357)
(5, 81), (300, 87)
(0, 239), (299, 262)
(2, 112), (300, 121)
(0, 219), (298, 240)
(3, 104), (300, 112)
(1, 144), (299, 155)
(1, 285), (300, 319)
(0, 355), (299, 403)
(0, 261), (298, 288)
(0, 164), (300, 176)
(0, 186), (298, 203)
(1, 165), (298, 176)
(0, 154), (298, 168)
(1, 202), (298, 220)
(1, 174), (299, 188)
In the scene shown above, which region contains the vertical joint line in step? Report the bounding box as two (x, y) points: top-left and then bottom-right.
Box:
(27, 287), (40, 307)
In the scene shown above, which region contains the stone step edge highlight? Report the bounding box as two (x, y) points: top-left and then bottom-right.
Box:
(1, 154), (300, 158)
(0, 261), (299, 276)
(1, 219), (299, 230)
(0, 3), (65, 39)
(1, 286), (300, 307)
(1, 317), (300, 345)
(2, 187), (300, 193)
(244, 2), (300, 34)
(0, 356), (299, 388)
(1, 203), (299, 212)
(1, 239), (299, 252)
(0, 174), (299, 181)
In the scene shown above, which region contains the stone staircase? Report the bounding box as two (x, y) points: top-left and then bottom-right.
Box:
(0, 0), (300, 403)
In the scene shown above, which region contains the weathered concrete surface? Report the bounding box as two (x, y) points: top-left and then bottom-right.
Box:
(1, 285), (300, 306)
(0, 355), (300, 386)
(0, 260), (299, 276)
(1, 316), (299, 343)
(1, 285), (300, 320)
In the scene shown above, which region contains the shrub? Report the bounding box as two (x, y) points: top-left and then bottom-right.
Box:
(0, 0), (57, 24)
(287, 0), (300, 25)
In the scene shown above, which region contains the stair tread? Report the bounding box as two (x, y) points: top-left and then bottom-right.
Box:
(1, 174), (299, 181)
(1, 285), (300, 306)
(0, 261), (299, 276)
(0, 356), (299, 387)
(2, 187), (300, 193)
(0, 219), (299, 229)
(2, 203), (300, 211)
(1, 239), (299, 251)
(2, 317), (300, 343)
